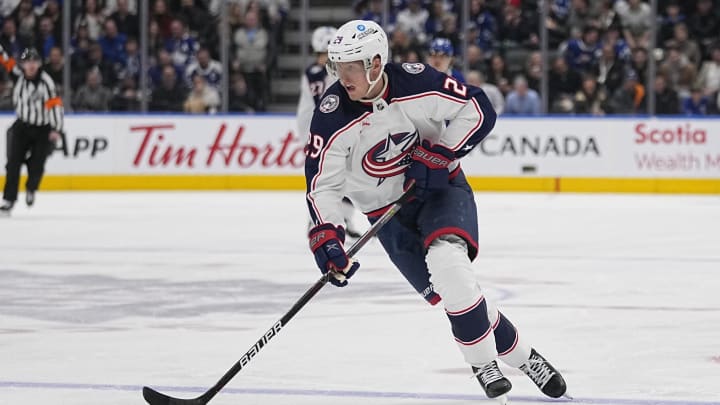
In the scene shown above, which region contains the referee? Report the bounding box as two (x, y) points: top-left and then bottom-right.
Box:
(0, 46), (63, 216)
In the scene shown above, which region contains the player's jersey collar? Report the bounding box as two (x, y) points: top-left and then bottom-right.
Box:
(359, 72), (390, 107)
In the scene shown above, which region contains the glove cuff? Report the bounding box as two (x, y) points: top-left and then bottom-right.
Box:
(308, 223), (345, 252)
(412, 143), (454, 169)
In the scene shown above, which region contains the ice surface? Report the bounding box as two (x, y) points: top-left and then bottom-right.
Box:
(1, 191), (719, 405)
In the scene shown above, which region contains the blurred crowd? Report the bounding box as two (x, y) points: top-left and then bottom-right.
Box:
(1, 0), (719, 115)
(0, 0), (288, 113)
(355, 0), (720, 115)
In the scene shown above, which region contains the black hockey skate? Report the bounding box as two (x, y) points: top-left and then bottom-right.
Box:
(0, 201), (13, 216)
(519, 348), (568, 398)
(26, 191), (35, 207)
(472, 360), (512, 399)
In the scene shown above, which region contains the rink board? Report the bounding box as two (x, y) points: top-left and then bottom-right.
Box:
(1, 114), (719, 193)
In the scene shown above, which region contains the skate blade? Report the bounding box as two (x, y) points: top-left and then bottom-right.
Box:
(495, 394), (509, 405)
(562, 392), (574, 400)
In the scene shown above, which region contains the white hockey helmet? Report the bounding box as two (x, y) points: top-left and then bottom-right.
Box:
(311, 26), (338, 53)
(326, 20), (389, 81)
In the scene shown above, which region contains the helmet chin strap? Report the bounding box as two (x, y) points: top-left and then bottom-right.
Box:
(361, 67), (386, 101)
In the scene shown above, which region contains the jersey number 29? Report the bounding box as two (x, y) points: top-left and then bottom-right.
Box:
(306, 134), (324, 158)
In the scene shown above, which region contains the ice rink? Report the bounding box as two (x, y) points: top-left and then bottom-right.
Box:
(1, 190), (719, 405)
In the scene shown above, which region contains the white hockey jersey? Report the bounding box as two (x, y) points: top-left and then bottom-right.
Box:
(305, 62), (497, 228)
(296, 63), (336, 138)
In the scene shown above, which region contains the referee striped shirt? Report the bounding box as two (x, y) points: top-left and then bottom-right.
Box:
(1, 47), (64, 132)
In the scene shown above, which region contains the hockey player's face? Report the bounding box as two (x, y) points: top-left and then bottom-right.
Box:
(428, 53), (451, 73)
(336, 61), (369, 100)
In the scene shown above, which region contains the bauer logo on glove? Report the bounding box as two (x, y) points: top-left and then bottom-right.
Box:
(308, 223), (360, 287)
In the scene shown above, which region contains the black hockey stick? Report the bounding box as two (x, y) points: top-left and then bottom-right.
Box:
(143, 184), (415, 405)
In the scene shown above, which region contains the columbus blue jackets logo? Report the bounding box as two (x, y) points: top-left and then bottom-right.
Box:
(402, 63), (425, 74)
(319, 94), (339, 113)
(362, 131), (418, 184)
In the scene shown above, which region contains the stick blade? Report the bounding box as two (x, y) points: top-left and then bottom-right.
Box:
(143, 386), (206, 405)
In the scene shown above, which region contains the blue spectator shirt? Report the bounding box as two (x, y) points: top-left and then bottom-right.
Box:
(505, 89), (541, 115)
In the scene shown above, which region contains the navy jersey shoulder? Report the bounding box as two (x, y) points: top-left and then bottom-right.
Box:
(385, 62), (449, 98)
(309, 80), (369, 140)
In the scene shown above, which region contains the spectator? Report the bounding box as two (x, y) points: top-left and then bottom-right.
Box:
(567, 0), (595, 36)
(654, 74), (680, 115)
(147, 20), (163, 57)
(73, 68), (113, 111)
(111, 76), (141, 111)
(629, 46), (648, 85)
(486, 54), (512, 94)
(33, 17), (55, 61)
(605, 69), (645, 114)
(233, 9), (268, 111)
(99, 19), (128, 66)
(549, 56), (582, 107)
(658, 0), (685, 46)
(75, 0), (105, 40)
(360, 0), (386, 27)
(466, 70), (504, 114)
(396, 0), (429, 44)
(110, 0), (139, 39)
(72, 41), (118, 89)
(177, 0), (211, 42)
(573, 74), (607, 115)
(0, 19), (21, 58)
(165, 19), (198, 68)
(682, 86), (709, 115)
(505, 75), (541, 115)
(468, 0), (497, 53)
(14, 0), (37, 45)
(594, 43), (626, 94)
(616, 0), (652, 49)
(71, 21), (91, 54)
(149, 48), (182, 89)
(695, 44), (720, 96)
(466, 44), (487, 74)
(390, 28), (423, 64)
(659, 45), (696, 98)
(563, 25), (602, 72)
(152, 0), (174, 39)
(424, 0), (448, 40)
(593, 0), (621, 32)
(120, 37), (141, 82)
(42, 0), (63, 45)
(150, 65), (186, 111)
(602, 25), (631, 62)
(43, 46), (63, 86)
(499, 3), (539, 48)
(185, 47), (222, 90)
(229, 73), (252, 112)
(437, 14), (461, 51)
(670, 23), (701, 67)
(688, 0), (720, 57)
(545, 0), (570, 47)
(524, 51), (542, 91)
(183, 75), (220, 114)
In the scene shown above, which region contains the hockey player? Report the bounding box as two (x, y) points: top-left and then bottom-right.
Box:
(426, 37), (466, 83)
(304, 20), (568, 402)
(298, 26), (361, 237)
